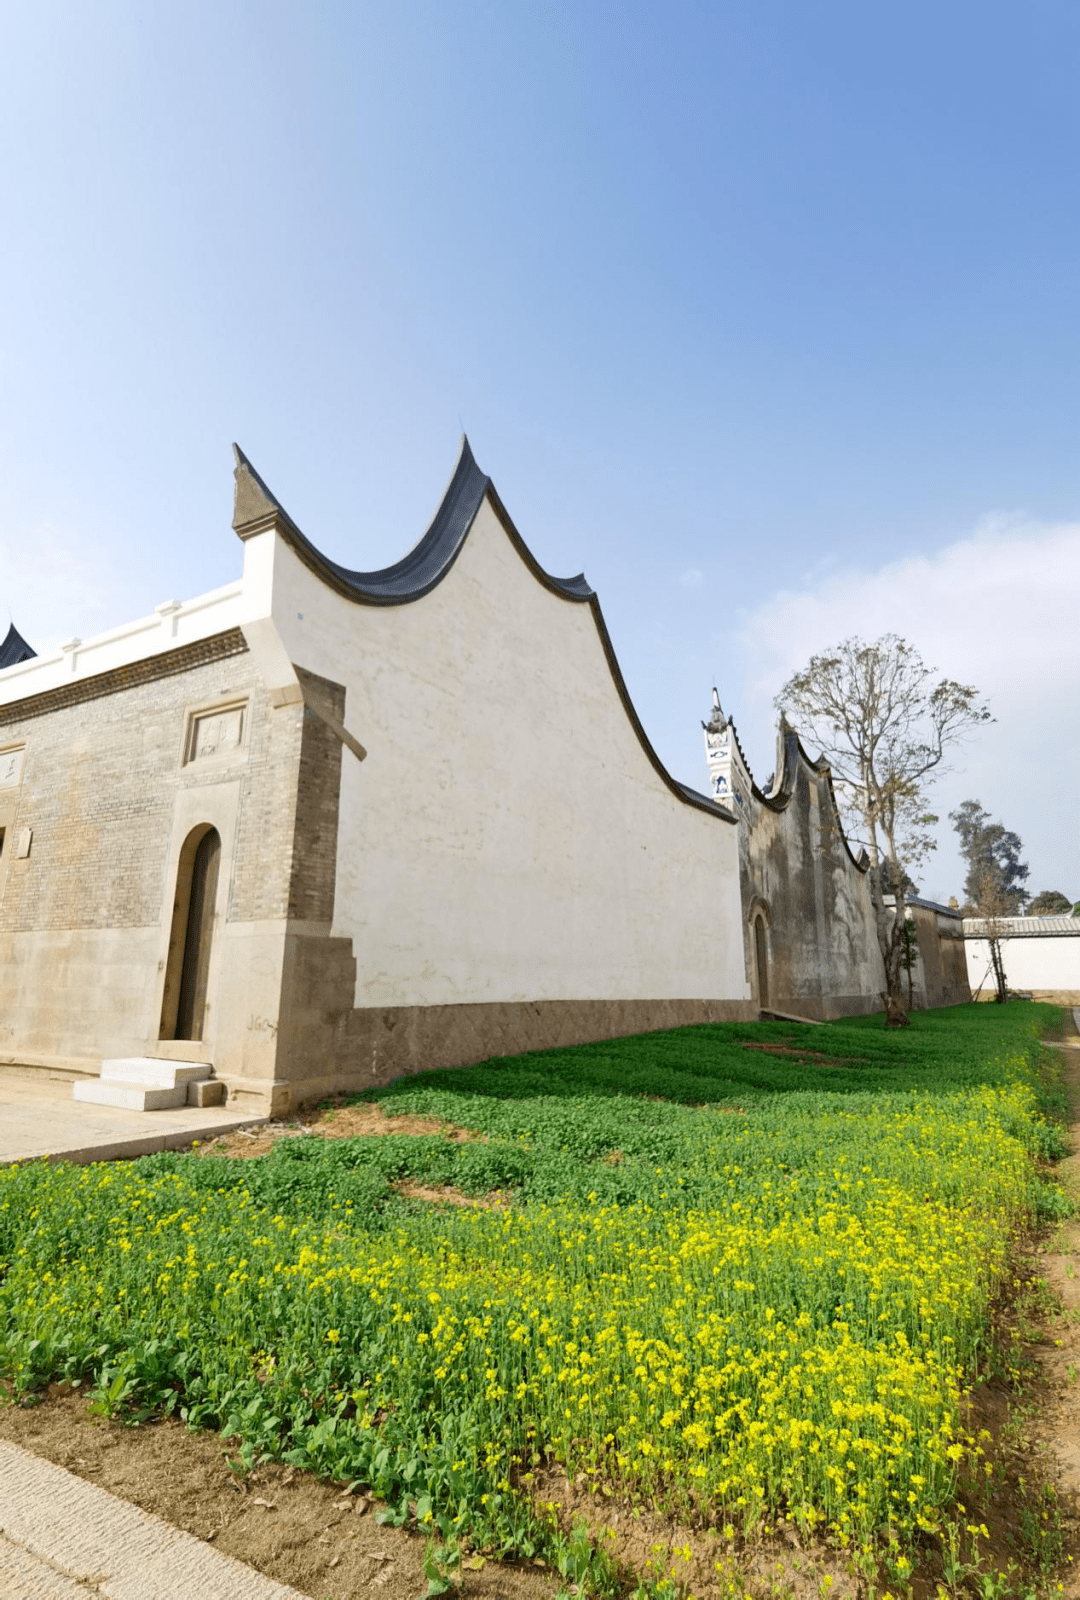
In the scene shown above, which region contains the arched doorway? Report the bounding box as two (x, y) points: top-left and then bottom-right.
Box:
(753, 914), (769, 1009)
(161, 826), (221, 1042)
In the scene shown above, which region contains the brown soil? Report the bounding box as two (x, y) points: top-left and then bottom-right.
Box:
(927, 1011), (1080, 1600)
(530, 1465), (859, 1600)
(202, 1099), (479, 1160)
(0, 1384), (556, 1600)
(739, 1040), (866, 1067)
(0, 1383), (869, 1600)
(394, 1180), (509, 1209)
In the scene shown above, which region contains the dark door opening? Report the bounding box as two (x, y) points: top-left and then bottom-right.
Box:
(174, 827), (221, 1040)
(754, 915), (769, 1009)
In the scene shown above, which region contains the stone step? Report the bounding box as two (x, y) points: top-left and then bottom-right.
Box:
(98, 1057), (212, 1089)
(759, 1008), (823, 1026)
(73, 1080), (189, 1112)
(188, 1077), (225, 1107)
(71, 1057), (220, 1113)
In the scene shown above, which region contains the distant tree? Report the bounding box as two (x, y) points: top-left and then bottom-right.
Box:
(966, 864), (1018, 1002)
(950, 801), (1032, 1003)
(949, 800), (1030, 916)
(776, 635), (992, 1026)
(1027, 889), (1074, 916)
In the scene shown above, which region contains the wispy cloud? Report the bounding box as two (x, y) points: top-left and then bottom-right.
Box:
(731, 516), (1080, 897)
(678, 567), (704, 589)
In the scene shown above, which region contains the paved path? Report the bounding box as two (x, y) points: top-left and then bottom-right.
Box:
(0, 1071), (265, 1166)
(1043, 1008), (1080, 1053)
(0, 1440), (307, 1599)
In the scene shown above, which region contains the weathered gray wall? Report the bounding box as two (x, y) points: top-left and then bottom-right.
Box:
(906, 902), (970, 1010)
(737, 731), (885, 1020)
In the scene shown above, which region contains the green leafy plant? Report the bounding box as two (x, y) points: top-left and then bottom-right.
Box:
(0, 1002), (1068, 1592)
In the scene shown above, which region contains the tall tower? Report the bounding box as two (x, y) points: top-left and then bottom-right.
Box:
(702, 688), (751, 814)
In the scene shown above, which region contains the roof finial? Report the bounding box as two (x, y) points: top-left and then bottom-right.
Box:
(231, 444), (301, 540)
(0, 622), (36, 670)
(702, 687), (728, 734)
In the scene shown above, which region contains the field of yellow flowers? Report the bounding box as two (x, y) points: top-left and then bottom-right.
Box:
(0, 1003), (1068, 1586)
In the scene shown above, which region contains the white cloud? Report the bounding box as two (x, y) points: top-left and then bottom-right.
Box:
(732, 516), (1080, 899)
(678, 566), (704, 589)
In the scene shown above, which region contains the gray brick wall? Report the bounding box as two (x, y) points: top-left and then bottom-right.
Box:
(0, 641), (302, 934)
(289, 667), (345, 923)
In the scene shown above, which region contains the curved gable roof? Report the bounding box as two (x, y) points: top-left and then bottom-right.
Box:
(718, 709), (869, 873)
(232, 437), (594, 606)
(232, 438), (732, 825)
(0, 623), (36, 671)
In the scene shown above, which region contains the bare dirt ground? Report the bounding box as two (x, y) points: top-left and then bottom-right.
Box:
(0, 1383), (866, 1600)
(199, 1099), (478, 1161)
(0, 1384), (558, 1600)
(5, 1027), (1080, 1600)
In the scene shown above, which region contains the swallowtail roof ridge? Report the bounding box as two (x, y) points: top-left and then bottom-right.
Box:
(231, 436), (594, 606)
(230, 438), (733, 822)
(0, 623), (36, 671)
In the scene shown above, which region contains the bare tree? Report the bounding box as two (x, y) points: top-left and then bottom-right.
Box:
(776, 635), (992, 1025)
(966, 865), (1018, 1003)
(950, 801), (1032, 1003)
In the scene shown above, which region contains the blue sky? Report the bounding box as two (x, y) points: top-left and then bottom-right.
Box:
(2, 1), (1078, 901)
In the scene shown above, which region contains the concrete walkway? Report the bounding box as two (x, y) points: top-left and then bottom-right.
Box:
(0, 1439), (307, 1598)
(1042, 1007), (1080, 1052)
(0, 1071), (265, 1166)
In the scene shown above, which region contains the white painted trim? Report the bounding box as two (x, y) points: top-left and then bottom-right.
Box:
(0, 577), (261, 706)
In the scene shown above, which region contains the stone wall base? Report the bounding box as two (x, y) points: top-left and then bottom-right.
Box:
(274, 995), (759, 1113)
(767, 992), (883, 1023)
(973, 990), (1080, 1005)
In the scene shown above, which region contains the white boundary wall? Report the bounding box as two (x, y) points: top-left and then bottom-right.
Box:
(965, 917), (1080, 1000)
(256, 497), (750, 1010)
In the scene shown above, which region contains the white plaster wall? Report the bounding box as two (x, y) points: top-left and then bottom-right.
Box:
(252, 498), (748, 1009)
(966, 936), (1080, 995)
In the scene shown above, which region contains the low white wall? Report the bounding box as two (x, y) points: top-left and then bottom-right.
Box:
(254, 496), (749, 1010)
(965, 934), (1080, 998)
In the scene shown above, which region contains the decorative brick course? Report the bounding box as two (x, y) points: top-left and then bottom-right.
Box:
(0, 630), (248, 724)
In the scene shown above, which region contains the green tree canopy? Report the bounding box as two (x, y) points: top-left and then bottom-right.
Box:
(950, 800), (1030, 916)
(1027, 889), (1074, 916)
